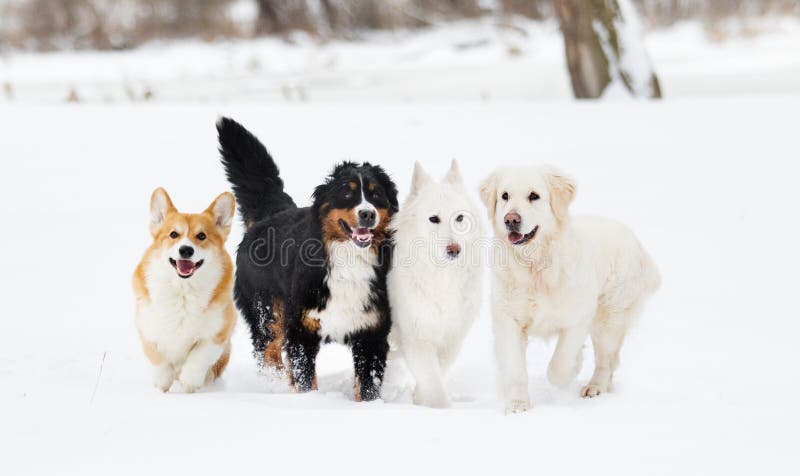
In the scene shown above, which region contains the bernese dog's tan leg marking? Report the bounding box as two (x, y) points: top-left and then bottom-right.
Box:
(263, 298), (286, 371)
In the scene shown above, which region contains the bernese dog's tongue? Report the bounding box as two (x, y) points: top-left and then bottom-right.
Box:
(177, 260), (196, 275)
(353, 227), (373, 243)
(508, 231), (523, 244)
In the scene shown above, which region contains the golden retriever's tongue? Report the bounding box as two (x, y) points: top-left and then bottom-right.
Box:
(508, 231), (523, 243)
(177, 260), (195, 275)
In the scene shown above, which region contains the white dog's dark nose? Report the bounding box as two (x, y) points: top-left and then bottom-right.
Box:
(446, 243), (461, 258)
(504, 212), (521, 230)
(179, 245), (194, 259)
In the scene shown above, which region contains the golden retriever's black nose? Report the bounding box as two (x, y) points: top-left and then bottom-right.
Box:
(446, 243), (461, 258)
(179, 245), (194, 258)
(358, 209), (377, 228)
(504, 212), (521, 230)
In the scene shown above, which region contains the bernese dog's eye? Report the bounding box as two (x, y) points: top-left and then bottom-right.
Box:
(196, 232), (206, 241)
(501, 192), (509, 201)
(528, 192), (540, 202)
(169, 231), (179, 239)
(456, 214), (464, 222)
(429, 216), (440, 224)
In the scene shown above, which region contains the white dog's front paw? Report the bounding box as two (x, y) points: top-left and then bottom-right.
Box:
(152, 364), (174, 392)
(547, 361), (580, 388)
(505, 399), (531, 415)
(413, 390), (450, 409)
(178, 364), (209, 393)
(580, 383), (606, 398)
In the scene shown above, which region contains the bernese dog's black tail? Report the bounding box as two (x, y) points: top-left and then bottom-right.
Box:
(216, 116), (296, 228)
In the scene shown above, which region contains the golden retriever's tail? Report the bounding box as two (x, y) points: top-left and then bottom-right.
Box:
(642, 251), (662, 294)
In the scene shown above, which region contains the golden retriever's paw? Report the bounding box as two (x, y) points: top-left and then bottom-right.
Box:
(547, 362), (579, 388)
(580, 384), (605, 398)
(505, 399), (531, 415)
(178, 364), (208, 393)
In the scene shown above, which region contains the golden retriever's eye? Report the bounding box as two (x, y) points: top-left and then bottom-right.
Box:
(196, 232), (206, 241)
(456, 214), (464, 222)
(528, 192), (540, 202)
(169, 231), (179, 239)
(429, 216), (440, 224)
(501, 192), (509, 201)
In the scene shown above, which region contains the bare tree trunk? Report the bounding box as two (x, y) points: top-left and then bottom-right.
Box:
(556, 0), (662, 99)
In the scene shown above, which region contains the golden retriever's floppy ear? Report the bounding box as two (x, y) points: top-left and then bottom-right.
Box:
(206, 192), (236, 238)
(479, 171), (499, 220)
(150, 187), (176, 236)
(543, 166), (576, 222)
(409, 161), (433, 197)
(443, 159), (463, 186)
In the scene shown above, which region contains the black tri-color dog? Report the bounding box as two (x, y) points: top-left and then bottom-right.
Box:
(216, 117), (398, 401)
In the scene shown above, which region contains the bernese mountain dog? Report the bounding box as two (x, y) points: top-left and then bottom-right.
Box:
(216, 117), (398, 401)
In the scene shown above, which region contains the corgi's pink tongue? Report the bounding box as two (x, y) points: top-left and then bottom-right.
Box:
(508, 232), (523, 244)
(353, 227), (373, 243)
(176, 260), (195, 275)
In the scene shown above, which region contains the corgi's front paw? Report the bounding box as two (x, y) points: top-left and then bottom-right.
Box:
(178, 364), (208, 393)
(505, 398), (531, 415)
(152, 364), (175, 392)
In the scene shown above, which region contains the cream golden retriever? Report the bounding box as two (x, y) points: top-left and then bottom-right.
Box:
(480, 166), (660, 414)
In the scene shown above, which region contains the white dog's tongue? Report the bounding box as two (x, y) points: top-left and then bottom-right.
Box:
(353, 227), (373, 243)
(508, 231), (523, 244)
(177, 260), (196, 275)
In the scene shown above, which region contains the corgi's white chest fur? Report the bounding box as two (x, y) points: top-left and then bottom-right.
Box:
(308, 242), (379, 342)
(136, 260), (225, 365)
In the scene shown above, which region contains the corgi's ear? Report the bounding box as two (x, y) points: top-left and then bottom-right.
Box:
(150, 187), (175, 236)
(409, 161), (432, 196)
(207, 192), (235, 238)
(443, 159), (463, 186)
(543, 166), (576, 222)
(479, 171), (499, 220)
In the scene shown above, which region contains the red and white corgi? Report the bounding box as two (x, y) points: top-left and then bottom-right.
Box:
(133, 188), (236, 392)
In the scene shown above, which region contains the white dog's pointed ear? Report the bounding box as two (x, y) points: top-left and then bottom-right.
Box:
(150, 187), (176, 236)
(479, 171), (499, 220)
(206, 191), (236, 238)
(543, 166), (576, 222)
(443, 159), (463, 186)
(409, 161), (433, 196)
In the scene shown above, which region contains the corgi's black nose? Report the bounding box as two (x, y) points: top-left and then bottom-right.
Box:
(179, 246), (194, 259)
(358, 209), (377, 228)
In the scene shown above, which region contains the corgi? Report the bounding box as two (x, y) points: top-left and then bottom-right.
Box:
(387, 161), (484, 408)
(133, 188), (236, 392)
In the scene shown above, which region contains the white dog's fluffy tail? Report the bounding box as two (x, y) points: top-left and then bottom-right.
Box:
(642, 251), (661, 294)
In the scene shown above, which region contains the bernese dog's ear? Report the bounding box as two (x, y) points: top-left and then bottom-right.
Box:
(371, 164), (399, 214)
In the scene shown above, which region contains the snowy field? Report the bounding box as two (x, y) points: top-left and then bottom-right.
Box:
(2, 18), (800, 476)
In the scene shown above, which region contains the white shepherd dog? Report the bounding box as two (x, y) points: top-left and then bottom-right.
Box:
(388, 160), (484, 408)
(480, 166), (660, 414)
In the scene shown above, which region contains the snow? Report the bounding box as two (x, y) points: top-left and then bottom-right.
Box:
(1, 17), (799, 476)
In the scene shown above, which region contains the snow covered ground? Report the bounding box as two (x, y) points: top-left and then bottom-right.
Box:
(2, 17), (800, 103)
(1, 17), (799, 476)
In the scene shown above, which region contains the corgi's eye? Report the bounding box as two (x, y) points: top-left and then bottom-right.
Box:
(429, 216), (440, 224)
(169, 231), (179, 239)
(196, 232), (206, 241)
(501, 192), (509, 201)
(528, 192), (540, 202)
(456, 214), (464, 222)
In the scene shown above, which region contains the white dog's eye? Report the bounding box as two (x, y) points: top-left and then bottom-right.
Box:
(456, 214), (464, 222)
(429, 216), (440, 224)
(501, 192), (508, 201)
(528, 192), (540, 202)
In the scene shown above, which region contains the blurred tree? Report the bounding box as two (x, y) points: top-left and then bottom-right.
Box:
(556, 0), (662, 98)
